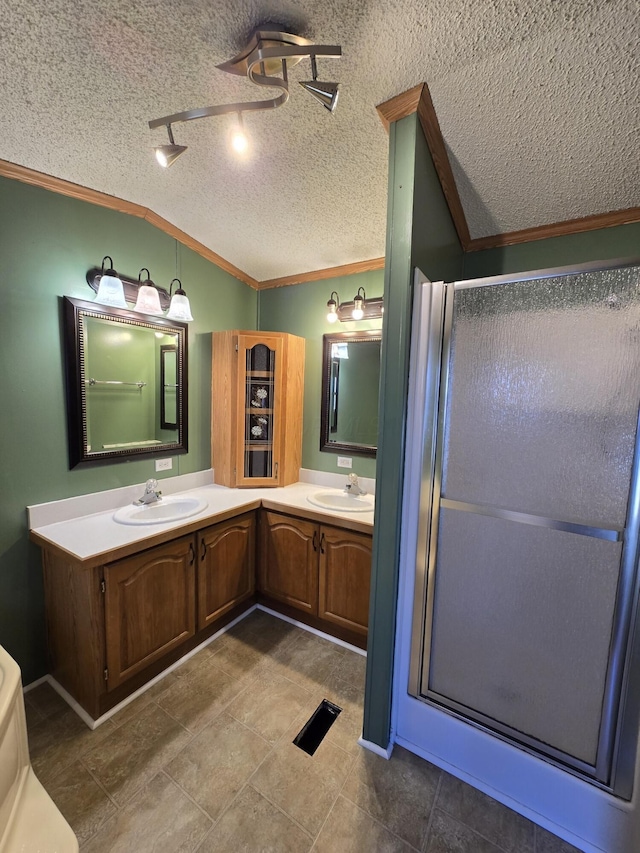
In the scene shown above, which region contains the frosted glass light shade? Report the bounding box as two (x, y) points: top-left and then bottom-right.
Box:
(166, 293), (194, 322)
(95, 273), (127, 308)
(134, 284), (163, 315)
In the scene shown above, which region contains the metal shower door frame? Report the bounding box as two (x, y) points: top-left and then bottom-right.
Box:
(408, 258), (640, 797)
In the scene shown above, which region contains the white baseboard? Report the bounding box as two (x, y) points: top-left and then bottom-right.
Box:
(256, 604), (367, 656)
(358, 736), (394, 759)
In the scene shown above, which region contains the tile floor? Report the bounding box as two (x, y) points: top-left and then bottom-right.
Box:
(25, 609), (582, 852)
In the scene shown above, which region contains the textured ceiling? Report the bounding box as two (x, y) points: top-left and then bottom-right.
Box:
(1, 1), (638, 281)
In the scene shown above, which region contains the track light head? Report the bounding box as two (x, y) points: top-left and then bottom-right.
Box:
(299, 79), (339, 113)
(154, 125), (187, 168)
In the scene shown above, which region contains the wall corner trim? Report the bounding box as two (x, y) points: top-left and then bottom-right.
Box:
(358, 736), (394, 759)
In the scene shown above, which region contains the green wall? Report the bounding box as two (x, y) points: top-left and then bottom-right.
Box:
(463, 221), (640, 279)
(0, 176), (257, 682)
(363, 114), (464, 748)
(258, 272), (383, 478)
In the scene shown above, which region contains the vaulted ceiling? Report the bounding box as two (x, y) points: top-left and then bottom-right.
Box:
(1, 0), (638, 284)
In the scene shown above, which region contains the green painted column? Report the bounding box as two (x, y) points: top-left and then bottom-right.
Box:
(363, 113), (463, 749)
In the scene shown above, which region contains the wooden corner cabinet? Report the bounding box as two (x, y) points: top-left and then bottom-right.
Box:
(211, 330), (305, 487)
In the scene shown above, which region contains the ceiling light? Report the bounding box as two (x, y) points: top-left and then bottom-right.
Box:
(154, 125), (187, 168)
(134, 269), (163, 316)
(148, 29), (341, 164)
(352, 287), (366, 320)
(166, 278), (194, 322)
(299, 56), (339, 113)
(326, 291), (340, 323)
(95, 256), (127, 308)
(230, 114), (249, 154)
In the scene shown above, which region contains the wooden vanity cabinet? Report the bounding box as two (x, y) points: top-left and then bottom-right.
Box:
(318, 525), (372, 637)
(211, 331), (305, 488)
(198, 512), (255, 629)
(39, 511), (258, 719)
(104, 535), (196, 690)
(258, 510), (372, 640)
(258, 511), (318, 614)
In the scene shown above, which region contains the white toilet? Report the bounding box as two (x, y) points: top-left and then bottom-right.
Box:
(0, 645), (78, 852)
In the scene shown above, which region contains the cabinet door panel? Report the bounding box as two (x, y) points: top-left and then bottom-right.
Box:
(318, 526), (372, 636)
(198, 513), (256, 629)
(259, 511), (318, 614)
(104, 536), (195, 689)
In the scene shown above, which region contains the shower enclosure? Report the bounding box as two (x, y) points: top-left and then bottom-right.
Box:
(406, 260), (640, 797)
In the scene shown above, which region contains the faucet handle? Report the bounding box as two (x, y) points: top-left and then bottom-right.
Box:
(145, 478), (159, 493)
(347, 473), (359, 485)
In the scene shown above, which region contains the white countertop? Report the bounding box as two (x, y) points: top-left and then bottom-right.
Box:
(30, 481), (375, 564)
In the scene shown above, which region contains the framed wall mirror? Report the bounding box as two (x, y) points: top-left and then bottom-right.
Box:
(62, 297), (188, 468)
(320, 330), (381, 458)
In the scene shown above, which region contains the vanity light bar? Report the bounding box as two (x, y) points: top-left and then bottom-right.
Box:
(86, 268), (171, 311)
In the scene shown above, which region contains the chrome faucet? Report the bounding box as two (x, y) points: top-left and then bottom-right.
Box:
(344, 473), (366, 496)
(135, 478), (162, 505)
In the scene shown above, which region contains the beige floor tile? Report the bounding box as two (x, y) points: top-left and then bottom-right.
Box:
(436, 773), (535, 853)
(536, 825), (584, 853)
(265, 631), (347, 694)
(250, 719), (352, 836)
(317, 671), (365, 717)
(43, 760), (116, 847)
(342, 744), (440, 850)
(82, 702), (192, 805)
(29, 708), (118, 787)
(314, 795), (415, 853)
(24, 682), (70, 720)
(23, 695), (45, 730)
(226, 610), (301, 653)
(425, 808), (506, 853)
(165, 712), (270, 820)
(226, 670), (316, 744)
(156, 659), (245, 733)
(208, 634), (269, 681)
(330, 650), (367, 692)
(82, 772), (211, 853)
(324, 706), (364, 756)
(196, 785), (313, 853)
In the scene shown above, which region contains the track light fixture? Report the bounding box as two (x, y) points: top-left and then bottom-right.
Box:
(154, 125), (188, 168)
(149, 29), (341, 167)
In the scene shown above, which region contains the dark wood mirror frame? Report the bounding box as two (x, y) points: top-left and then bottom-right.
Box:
(62, 296), (188, 468)
(320, 330), (381, 459)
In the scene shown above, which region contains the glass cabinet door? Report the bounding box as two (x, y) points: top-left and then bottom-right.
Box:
(236, 335), (284, 486)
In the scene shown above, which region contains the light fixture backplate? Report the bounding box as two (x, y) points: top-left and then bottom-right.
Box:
(217, 30), (312, 78)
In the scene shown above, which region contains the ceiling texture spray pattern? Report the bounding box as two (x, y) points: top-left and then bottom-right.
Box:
(0, 0), (638, 281)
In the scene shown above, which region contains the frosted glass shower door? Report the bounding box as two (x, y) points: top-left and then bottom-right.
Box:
(411, 263), (640, 788)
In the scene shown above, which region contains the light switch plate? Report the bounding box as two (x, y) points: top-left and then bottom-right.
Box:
(337, 456), (352, 469)
(155, 458), (172, 472)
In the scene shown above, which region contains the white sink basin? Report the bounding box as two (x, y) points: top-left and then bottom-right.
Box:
(113, 495), (208, 525)
(307, 491), (374, 512)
